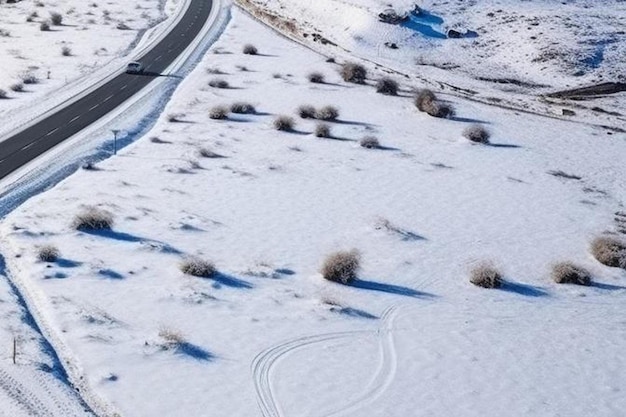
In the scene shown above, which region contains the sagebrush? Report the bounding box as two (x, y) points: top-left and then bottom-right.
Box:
(321, 250), (360, 284)
(590, 236), (626, 268)
(551, 262), (592, 286)
(72, 207), (114, 230)
(469, 262), (502, 288)
(180, 257), (216, 278)
(340, 62), (366, 84)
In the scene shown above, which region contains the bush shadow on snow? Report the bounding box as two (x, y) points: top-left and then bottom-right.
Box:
(351, 278), (434, 298)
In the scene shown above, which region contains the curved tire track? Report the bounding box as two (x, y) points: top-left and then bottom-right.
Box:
(0, 368), (54, 417)
(251, 306), (401, 417)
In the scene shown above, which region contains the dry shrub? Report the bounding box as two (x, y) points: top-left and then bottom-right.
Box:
(37, 244), (59, 262)
(50, 11), (63, 25)
(274, 115), (294, 131)
(72, 207), (114, 231)
(10, 83), (24, 92)
(424, 100), (454, 118)
(230, 102), (256, 114)
(197, 147), (222, 158)
(208, 78), (229, 88)
(463, 125), (490, 144)
(590, 236), (626, 268)
(21, 73), (39, 84)
(340, 62), (366, 84)
(308, 72), (325, 83)
(376, 77), (398, 95)
(297, 104), (316, 119)
(40, 21), (51, 31)
(551, 262), (592, 286)
(414, 89), (436, 111)
(167, 113), (185, 122)
(469, 262), (502, 288)
(180, 257), (216, 278)
(61, 46), (72, 56)
(360, 136), (380, 149)
(158, 327), (185, 349)
(316, 105), (339, 121)
(321, 249), (360, 284)
(0, 89), (7, 99)
(209, 105), (228, 120)
(243, 44), (258, 55)
(314, 123), (331, 138)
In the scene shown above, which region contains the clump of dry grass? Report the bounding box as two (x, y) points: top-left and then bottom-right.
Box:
(316, 105), (339, 121)
(590, 236), (626, 268)
(297, 104), (316, 119)
(376, 77), (398, 95)
(463, 124), (491, 144)
(158, 327), (185, 349)
(273, 115), (295, 131)
(551, 262), (592, 286)
(37, 244), (59, 262)
(414, 89), (454, 118)
(243, 44), (258, 55)
(314, 123), (331, 138)
(209, 105), (228, 120)
(230, 102), (256, 114)
(167, 113), (185, 122)
(360, 136), (380, 149)
(72, 207), (113, 231)
(469, 262), (502, 288)
(308, 72), (325, 83)
(321, 249), (360, 284)
(208, 78), (229, 88)
(180, 257), (216, 278)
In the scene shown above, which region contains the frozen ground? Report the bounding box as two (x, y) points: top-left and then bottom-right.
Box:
(1, 4), (626, 416)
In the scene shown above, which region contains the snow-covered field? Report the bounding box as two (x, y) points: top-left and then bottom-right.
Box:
(1, 1), (626, 416)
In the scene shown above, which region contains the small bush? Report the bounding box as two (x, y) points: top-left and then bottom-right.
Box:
(50, 12), (63, 25)
(230, 102), (256, 114)
(469, 262), (502, 288)
(314, 123), (331, 138)
(321, 249), (360, 284)
(273, 115), (295, 131)
(415, 89), (437, 111)
(208, 78), (229, 88)
(424, 100), (454, 118)
(308, 72), (325, 83)
(167, 113), (185, 122)
(243, 44), (258, 55)
(0, 28), (10, 37)
(340, 62), (367, 84)
(376, 77), (398, 95)
(158, 327), (185, 349)
(37, 244), (59, 262)
(116, 21), (130, 30)
(552, 262), (592, 286)
(21, 73), (39, 85)
(61, 46), (72, 56)
(590, 236), (626, 268)
(316, 105), (339, 121)
(72, 207), (114, 231)
(463, 125), (490, 144)
(360, 136), (380, 149)
(209, 105), (228, 120)
(297, 104), (316, 119)
(198, 147), (222, 158)
(10, 83), (24, 93)
(40, 21), (51, 31)
(180, 257), (216, 278)
(0, 89), (7, 99)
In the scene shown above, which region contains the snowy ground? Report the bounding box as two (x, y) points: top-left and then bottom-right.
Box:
(1, 4), (626, 416)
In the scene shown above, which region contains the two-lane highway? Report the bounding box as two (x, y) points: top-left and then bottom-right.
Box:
(0, 0), (214, 180)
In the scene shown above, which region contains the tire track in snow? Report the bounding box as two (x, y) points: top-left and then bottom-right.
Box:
(251, 306), (401, 417)
(0, 368), (54, 416)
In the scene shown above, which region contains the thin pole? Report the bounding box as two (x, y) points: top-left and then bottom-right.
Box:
(12, 337), (16, 365)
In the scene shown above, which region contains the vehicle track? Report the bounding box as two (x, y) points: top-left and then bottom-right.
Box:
(251, 306), (400, 417)
(0, 368), (54, 416)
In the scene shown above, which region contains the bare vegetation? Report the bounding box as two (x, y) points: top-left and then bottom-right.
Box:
(10, 83), (24, 93)
(321, 249), (360, 284)
(297, 104), (316, 119)
(21, 73), (39, 85)
(37, 244), (60, 262)
(590, 236), (626, 268)
(0, 89), (7, 99)
(230, 102), (256, 114)
(308, 71), (325, 83)
(551, 262), (592, 285)
(39, 21), (51, 31)
(376, 77), (398, 95)
(180, 257), (216, 278)
(167, 113), (185, 122)
(273, 115), (295, 131)
(316, 105), (339, 121)
(61, 46), (72, 56)
(360, 136), (380, 149)
(463, 125), (491, 144)
(49, 11), (63, 25)
(209, 105), (229, 120)
(208, 78), (229, 89)
(158, 327), (186, 349)
(314, 123), (331, 138)
(469, 262), (502, 288)
(72, 207), (114, 231)
(340, 62), (367, 84)
(243, 44), (258, 55)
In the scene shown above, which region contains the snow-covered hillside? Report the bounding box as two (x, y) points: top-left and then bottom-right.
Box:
(1, 4), (625, 416)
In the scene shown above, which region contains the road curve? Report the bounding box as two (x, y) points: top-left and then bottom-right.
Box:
(0, 0), (214, 180)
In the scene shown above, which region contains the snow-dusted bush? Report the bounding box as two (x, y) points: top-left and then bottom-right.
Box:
(314, 123), (331, 138)
(209, 105), (228, 120)
(297, 104), (316, 119)
(0, 89), (7, 99)
(340, 62), (366, 84)
(197, 147), (222, 158)
(424, 100), (454, 118)
(158, 327), (186, 349)
(469, 262), (502, 288)
(551, 262), (592, 285)
(0, 28), (10, 37)
(39, 21), (51, 31)
(61, 46), (72, 56)
(208, 78), (229, 88)
(376, 77), (398, 95)
(72, 207), (114, 231)
(49, 11), (63, 25)
(167, 113), (185, 122)
(10, 83), (24, 92)
(321, 250), (360, 284)
(308, 72), (325, 83)
(360, 136), (380, 149)
(243, 44), (258, 55)
(21, 73), (39, 84)
(37, 244), (59, 262)
(316, 105), (339, 121)
(590, 236), (626, 268)
(180, 257), (216, 278)
(414, 89), (436, 111)
(230, 102), (256, 114)
(273, 115), (294, 131)
(463, 124), (491, 144)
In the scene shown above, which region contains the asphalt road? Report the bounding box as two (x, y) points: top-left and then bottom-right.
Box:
(0, 0), (213, 180)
